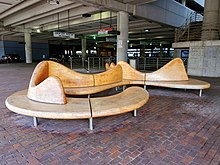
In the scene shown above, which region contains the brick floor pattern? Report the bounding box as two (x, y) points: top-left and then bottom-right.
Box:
(0, 63), (220, 165)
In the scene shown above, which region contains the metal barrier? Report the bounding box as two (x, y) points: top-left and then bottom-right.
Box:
(86, 57), (116, 72)
(69, 57), (83, 69)
(136, 57), (174, 71)
(69, 56), (188, 72)
(175, 11), (203, 42)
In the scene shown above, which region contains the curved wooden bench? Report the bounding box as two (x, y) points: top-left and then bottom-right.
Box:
(117, 61), (146, 85)
(5, 87), (149, 130)
(28, 60), (128, 104)
(90, 86), (149, 118)
(108, 58), (210, 96)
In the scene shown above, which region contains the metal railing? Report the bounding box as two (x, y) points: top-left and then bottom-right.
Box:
(85, 56), (116, 72)
(69, 57), (83, 69)
(175, 11), (203, 42)
(69, 56), (188, 72)
(136, 57), (174, 71)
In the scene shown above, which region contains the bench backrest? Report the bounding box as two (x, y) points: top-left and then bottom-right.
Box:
(48, 61), (94, 87)
(30, 60), (124, 89)
(146, 58), (189, 81)
(117, 61), (145, 81)
(94, 65), (123, 86)
(29, 61), (49, 87)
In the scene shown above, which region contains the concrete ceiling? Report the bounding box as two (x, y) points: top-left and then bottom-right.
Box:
(0, 0), (182, 46)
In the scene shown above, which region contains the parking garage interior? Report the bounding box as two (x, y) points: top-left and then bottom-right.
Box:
(0, 0), (220, 164)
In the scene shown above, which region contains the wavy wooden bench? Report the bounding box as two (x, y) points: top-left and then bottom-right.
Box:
(5, 87), (149, 130)
(28, 60), (130, 104)
(107, 58), (210, 96)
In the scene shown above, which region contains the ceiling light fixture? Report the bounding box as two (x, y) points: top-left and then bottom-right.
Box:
(48, 0), (60, 5)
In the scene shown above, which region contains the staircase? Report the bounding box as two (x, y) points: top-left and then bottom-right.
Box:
(175, 12), (203, 42)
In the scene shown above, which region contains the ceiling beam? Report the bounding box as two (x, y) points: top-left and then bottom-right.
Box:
(2, 1), (78, 26)
(78, 0), (134, 13)
(24, 6), (99, 28)
(0, 0), (42, 19)
(42, 11), (117, 32)
(122, 0), (157, 5)
(134, 0), (193, 27)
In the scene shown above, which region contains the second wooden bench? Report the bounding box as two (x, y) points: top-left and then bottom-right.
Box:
(5, 86), (149, 130)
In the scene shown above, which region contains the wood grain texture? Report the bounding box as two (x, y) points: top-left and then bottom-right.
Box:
(94, 65), (122, 86)
(6, 90), (91, 119)
(105, 63), (110, 70)
(110, 62), (116, 68)
(28, 61), (67, 104)
(28, 76), (67, 104)
(64, 80), (130, 95)
(6, 87), (148, 121)
(90, 86), (149, 118)
(48, 61), (94, 87)
(145, 78), (210, 89)
(117, 61), (145, 81)
(146, 58), (189, 81)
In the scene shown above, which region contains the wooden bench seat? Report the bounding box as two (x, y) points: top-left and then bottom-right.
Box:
(64, 80), (130, 95)
(5, 87), (149, 130)
(90, 86), (148, 118)
(5, 90), (91, 119)
(145, 78), (210, 96)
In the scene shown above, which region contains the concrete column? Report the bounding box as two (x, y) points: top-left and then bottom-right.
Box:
(117, 11), (128, 62)
(0, 36), (5, 57)
(201, 0), (220, 40)
(24, 32), (32, 63)
(81, 36), (86, 67)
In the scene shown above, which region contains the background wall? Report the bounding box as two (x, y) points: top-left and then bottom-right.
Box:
(1, 41), (49, 61)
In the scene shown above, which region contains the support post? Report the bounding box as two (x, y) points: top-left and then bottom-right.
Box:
(24, 32), (32, 63)
(117, 11), (128, 62)
(199, 89), (202, 97)
(89, 118), (93, 130)
(81, 36), (86, 67)
(88, 57), (90, 73)
(133, 110), (137, 117)
(70, 56), (73, 69)
(123, 85), (126, 91)
(33, 117), (38, 127)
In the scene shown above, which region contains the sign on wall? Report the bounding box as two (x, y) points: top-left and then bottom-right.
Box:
(98, 28), (113, 35)
(53, 31), (75, 39)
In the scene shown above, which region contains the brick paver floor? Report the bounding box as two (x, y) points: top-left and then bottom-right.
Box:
(0, 63), (219, 165)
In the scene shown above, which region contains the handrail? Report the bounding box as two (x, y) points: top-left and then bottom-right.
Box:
(175, 11), (203, 42)
(68, 56), (188, 72)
